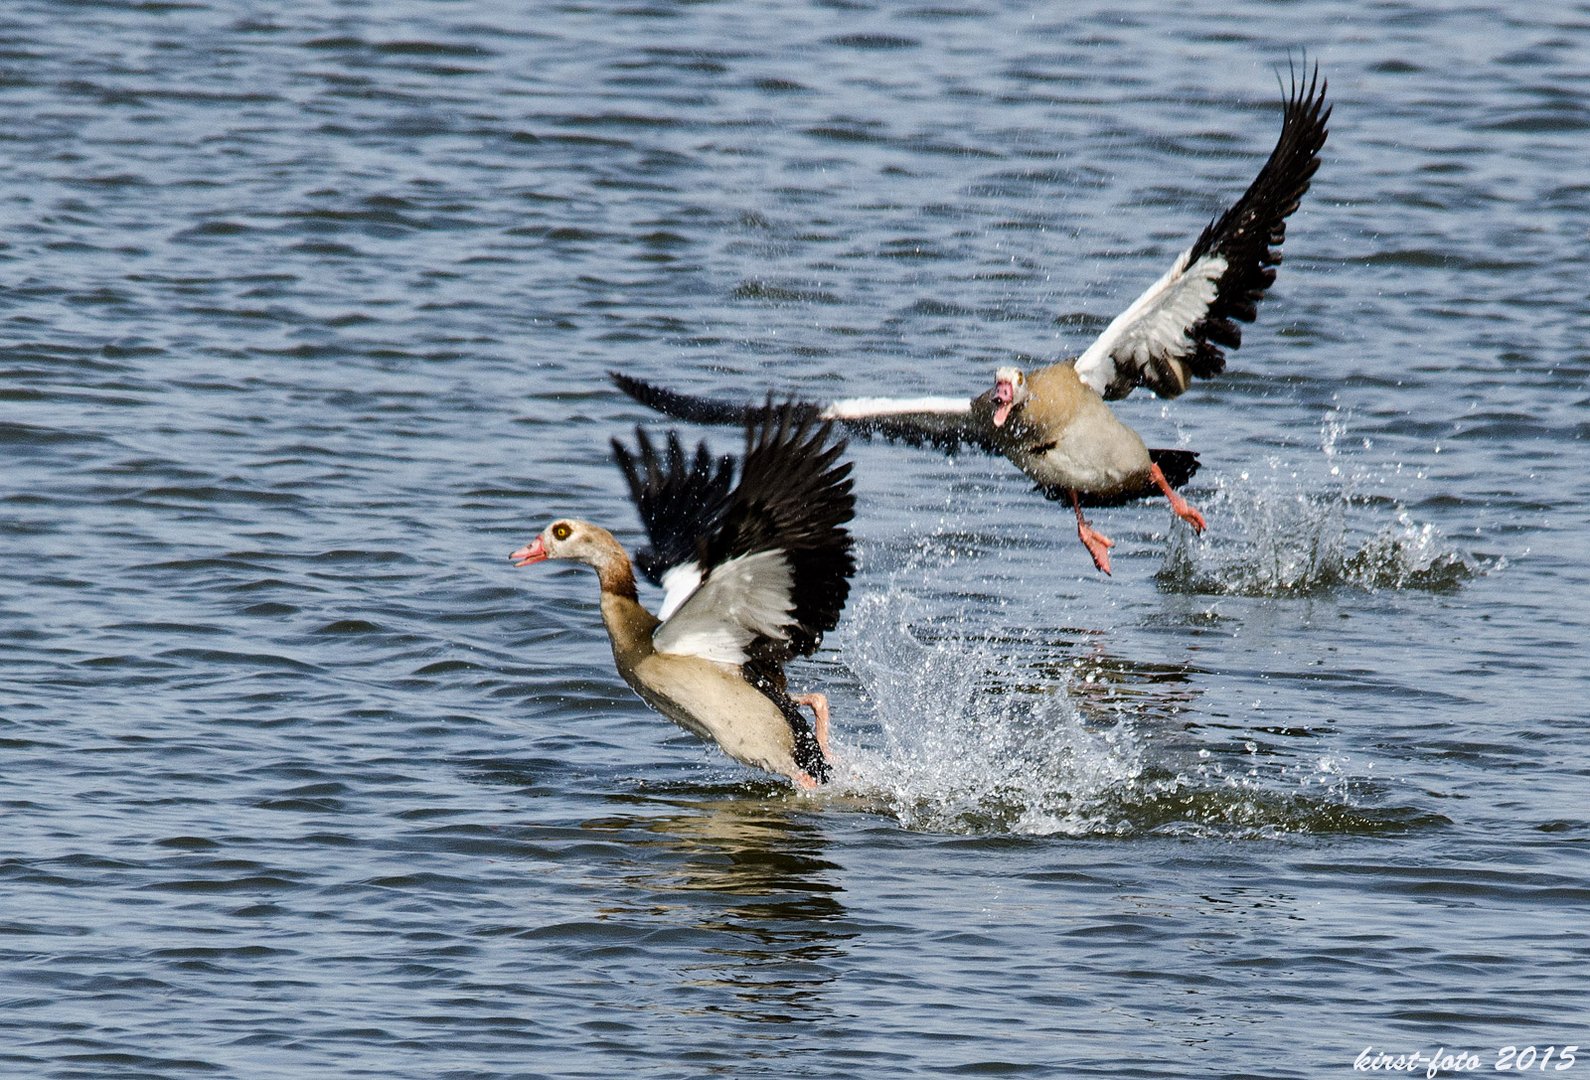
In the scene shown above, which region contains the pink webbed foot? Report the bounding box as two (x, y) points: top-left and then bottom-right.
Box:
(790, 692), (833, 762)
(1172, 499), (1207, 533)
(1149, 462), (1206, 534)
(1078, 523), (1116, 576)
(1068, 489), (1115, 575)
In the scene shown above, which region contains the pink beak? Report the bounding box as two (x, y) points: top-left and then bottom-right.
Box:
(510, 537), (549, 567)
(992, 380), (1014, 427)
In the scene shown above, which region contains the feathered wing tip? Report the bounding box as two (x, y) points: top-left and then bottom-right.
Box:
(611, 426), (735, 586)
(711, 399), (857, 658)
(611, 400), (856, 660)
(613, 370), (994, 456)
(610, 370), (759, 426)
(1178, 60), (1331, 383)
(1075, 63), (1330, 403)
(610, 370), (827, 429)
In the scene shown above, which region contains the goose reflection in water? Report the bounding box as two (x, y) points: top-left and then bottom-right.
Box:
(583, 792), (851, 1025)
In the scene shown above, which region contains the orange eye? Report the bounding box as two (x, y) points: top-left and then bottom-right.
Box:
(551, 523), (572, 541)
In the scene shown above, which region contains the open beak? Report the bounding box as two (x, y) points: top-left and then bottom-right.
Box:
(510, 537), (549, 567)
(992, 381), (1014, 427)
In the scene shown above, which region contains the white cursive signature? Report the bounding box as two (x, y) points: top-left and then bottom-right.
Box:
(1355, 1046), (1579, 1077)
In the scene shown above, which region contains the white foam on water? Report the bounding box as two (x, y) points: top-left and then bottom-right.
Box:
(804, 410), (1462, 837)
(828, 589), (1146, 836)
(822, 589), (1401, 837)
(1158, 408), (1486, 596)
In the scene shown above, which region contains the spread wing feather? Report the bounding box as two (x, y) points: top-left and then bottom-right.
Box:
(692, 404), (856, 661)
(1073, 63), (1330, 400)
(611, 403), (855, 667)
(611, 429), (733, 590)
(613, 371), (998, 455)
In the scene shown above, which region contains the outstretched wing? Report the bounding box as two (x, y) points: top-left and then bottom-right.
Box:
(612, 371), (998, 455)
(1073, 63), (1330, 401)
(823, 393), (999, 453)
(611, 428), (734, 619)
(651, 404), (855, 666)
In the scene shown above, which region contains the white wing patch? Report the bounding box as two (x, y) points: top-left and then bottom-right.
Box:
(651, 550), (794, 664)
(1073, 249), (1228, 398)
(823, 396), (971, 420)
(656, 562), (703, 622)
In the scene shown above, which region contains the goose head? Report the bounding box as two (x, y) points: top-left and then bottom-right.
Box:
(511, 518), (615, 569)
(991, 366), (1030, 428)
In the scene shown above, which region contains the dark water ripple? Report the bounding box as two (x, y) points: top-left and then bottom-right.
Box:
(5, 0), (1590, 1077)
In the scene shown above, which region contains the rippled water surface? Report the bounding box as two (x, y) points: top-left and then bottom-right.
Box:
(4, 1), (1589, 1077)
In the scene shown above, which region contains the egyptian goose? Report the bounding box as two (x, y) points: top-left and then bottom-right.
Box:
(612, 66), (1329, 575)
(509, 404), (855, 788)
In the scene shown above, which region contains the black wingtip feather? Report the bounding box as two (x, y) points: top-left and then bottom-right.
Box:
(712, 401), (856, 660)
(1192, 341), (1228, 378)
(611, 399), (856, 667)
(611, 424), (735, 587)
(1205, 316), (1244, 348)
(611, 371), (761, 427)
(1177, 62), (1329, 382)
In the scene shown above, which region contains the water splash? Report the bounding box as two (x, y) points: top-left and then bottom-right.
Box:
(831, 590), (1144, 836)
(826, 590), (1435, 838)
(1140, 748), (1446, 838)
(1157, 409), (1483, 597)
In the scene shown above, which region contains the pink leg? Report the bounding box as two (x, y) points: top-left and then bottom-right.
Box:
(790, 692), (833, 762)
(1070, 490), (1115, 575)
(1149, 463), (1206, 533)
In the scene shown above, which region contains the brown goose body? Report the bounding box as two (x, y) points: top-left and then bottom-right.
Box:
(579, 543), (813, 780)
(993, 363), (1154, 500)
(511, 405), (855, 787)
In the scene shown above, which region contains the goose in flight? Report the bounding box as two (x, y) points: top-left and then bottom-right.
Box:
(510, 404), (855, 787)
(613, 66), (1329, 574)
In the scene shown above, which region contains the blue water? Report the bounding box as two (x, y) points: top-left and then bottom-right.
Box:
(4, 1), (1588, 1077)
